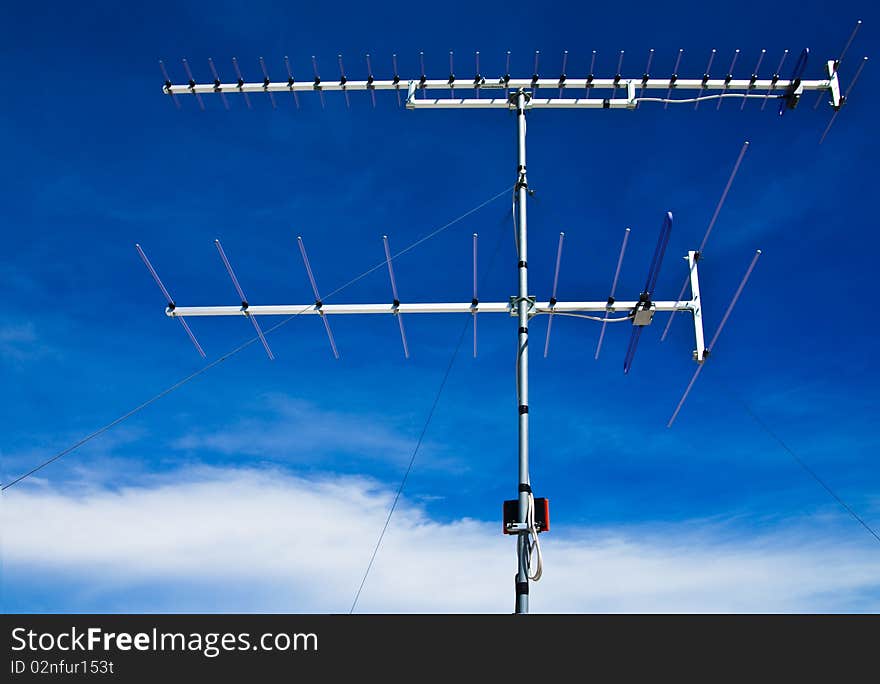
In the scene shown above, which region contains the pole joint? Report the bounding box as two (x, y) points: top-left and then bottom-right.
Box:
(509, 295), (537, 317)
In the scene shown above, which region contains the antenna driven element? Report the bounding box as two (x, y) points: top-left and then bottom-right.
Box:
(383, 235), (410, 358)
(624, 212), (672, 374)
(622, 327), (644, 376)
(667, 249), (762, 427)
(686, 251), (707, 364)
(662, 140), (749, 341)
(297, 236), (340, 359)
(135, 244), (206, 358)
(595, 227), (631, 360)
(814, 18), (861, 109)
(214, 239), (275, 360)
(642, 211), (673, 299)
(543, 232), (565, 358)
(820, 56), (868, 143)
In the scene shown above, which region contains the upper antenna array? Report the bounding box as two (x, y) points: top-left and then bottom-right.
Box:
(160, 39), (866, 137)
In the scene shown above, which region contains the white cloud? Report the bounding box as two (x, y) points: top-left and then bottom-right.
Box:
(2, 467), (878, 613)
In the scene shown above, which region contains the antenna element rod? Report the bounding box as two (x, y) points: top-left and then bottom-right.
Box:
(383, 235), (410, 358)
(543, 232), (565, 358)
(135, 243), (206, 358)
(297, 236), (340, 359)
(595, 227), (631, 359)
(662, 140), (749, 340)
(214, 239), (275, 360)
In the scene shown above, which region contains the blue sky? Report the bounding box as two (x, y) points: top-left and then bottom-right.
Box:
(1, 0), (878, 612)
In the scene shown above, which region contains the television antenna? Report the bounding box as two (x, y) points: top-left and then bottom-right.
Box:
(146, 27), (866, 614)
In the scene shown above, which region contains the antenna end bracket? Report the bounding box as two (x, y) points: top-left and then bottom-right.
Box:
(405, 80), (417, 109)
(826, 59), (843, 110)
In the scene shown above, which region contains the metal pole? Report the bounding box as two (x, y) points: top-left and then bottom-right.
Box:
(514, 89), (530, 615)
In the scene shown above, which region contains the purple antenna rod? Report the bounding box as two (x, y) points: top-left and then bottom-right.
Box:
(586, 50), (597, 98)
(338, 54), (350, 108)
(284, 56), (301, 108)
(622, 326), (643, 375)
(472, 233), (478, 358)
(624, 212), (673, 375)
(392, 53), (401, 106)
(664, 49), (684, 109)
(135, 243), (206, 358)
(595, 227), (631, 360)
(717, 49), (740, 110)
(744, 50), (766, 110)
(259, 57), (277, 109)
(643, 211), (673, 298)
(181, 58), (205, 111)
(559, 50), (568, 96)
(475, 51), (482, 98)
(667, 249), (761, 427)
(208, 58), (230, 110)
(214, 239), (275, 360)
(662, 141), (749, 341)
(231, 57), (252, 109)
(159, 60), (180, 109)
(383, 235), (410, 359)
(312, 55), (326, 108)
(639, 48), (654, 98)
(365, 53), (377, 107)
(820, 56), (869, 144)
(543, 232), (565, 358)
(762, 49), (788, 111)
(695, 49), (716, 110)
(297, 236), (340, 359)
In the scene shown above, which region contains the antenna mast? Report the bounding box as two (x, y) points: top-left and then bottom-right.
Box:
(514, 89), (532, 614)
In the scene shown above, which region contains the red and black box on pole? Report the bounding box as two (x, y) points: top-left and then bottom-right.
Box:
(503, 498), (549, 534)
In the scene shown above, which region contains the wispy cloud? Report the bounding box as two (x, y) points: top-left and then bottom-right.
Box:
(170, 394), (464, 473)
(0, 322), (53, 363)
(3, 466), (878, 613)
